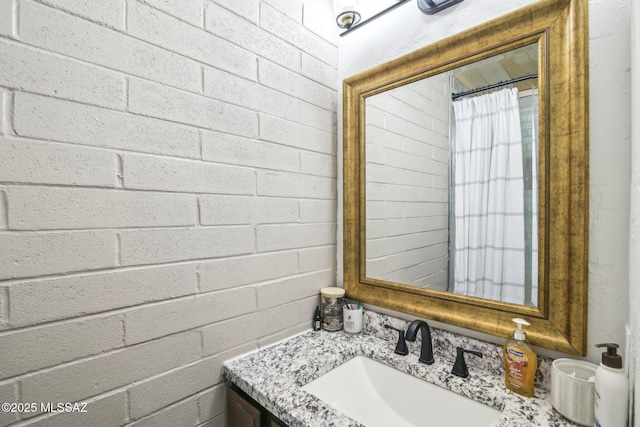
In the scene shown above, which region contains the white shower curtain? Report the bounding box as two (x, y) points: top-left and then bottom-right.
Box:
(451, 88), (526, 304)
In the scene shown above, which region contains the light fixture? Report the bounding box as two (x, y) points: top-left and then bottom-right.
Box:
(333, 0), (361, 29)
(334, 0), (411, 37)
(417, 0), (464, 15)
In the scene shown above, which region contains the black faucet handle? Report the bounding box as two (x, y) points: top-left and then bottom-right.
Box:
(451, 347), (483, 378)
(384, 325), (409, 356)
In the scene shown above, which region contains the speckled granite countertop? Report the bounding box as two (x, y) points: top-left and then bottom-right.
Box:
(223, 311), (580, 427)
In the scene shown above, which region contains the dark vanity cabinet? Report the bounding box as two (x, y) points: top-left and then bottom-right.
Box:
(227, 386), (287, 427)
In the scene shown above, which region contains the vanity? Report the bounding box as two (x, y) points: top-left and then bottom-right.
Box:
(225, 0), (590, 425)
(224, 311), (579, 427)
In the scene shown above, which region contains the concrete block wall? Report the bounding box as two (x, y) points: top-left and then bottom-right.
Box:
(0, 0), (337, 426)
(364, 76), (449, 290)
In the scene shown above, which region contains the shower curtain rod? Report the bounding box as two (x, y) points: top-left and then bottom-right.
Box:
(451, 74), (538, 101)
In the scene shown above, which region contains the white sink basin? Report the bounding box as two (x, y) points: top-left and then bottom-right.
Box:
(302, 355), (501, 427)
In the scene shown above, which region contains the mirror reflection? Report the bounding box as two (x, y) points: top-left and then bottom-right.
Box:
(365, 42), (539, 307)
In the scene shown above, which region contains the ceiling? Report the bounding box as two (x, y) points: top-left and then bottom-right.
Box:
(452, 42), (539, 94)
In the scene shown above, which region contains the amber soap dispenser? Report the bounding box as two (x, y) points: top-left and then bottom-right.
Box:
(503, 318), (538, 397)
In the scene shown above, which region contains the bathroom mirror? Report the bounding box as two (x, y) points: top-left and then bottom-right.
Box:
(343, 0), (588, 354)
(365, 42), (540, 307)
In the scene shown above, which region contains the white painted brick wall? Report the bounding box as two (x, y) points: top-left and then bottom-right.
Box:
(260, 4), (337, 68)
(299, 245), (336, 272)
(201, 304), (298, 356)
(128, 397), (199, 427)
(199, 195), (299, 226)
(197, 384), (227, 425)
(0, 382), (17, 426)
(20, 332), (201, 411)
(129, 1), (258, 81)
(202, 67), (301, 124)
(0, 315), (124, 378)
(140, 0), (205, 27)
(23, 392), (128, 427)
(201, 131), (300, 172)
(300, 100), (335, 130)
(197, 252), (299, 292)
(258, 170), (335, 199)
(122, 153), (256, 194)
(127, 352), (231, 420)
(0, 231), (117, 280)
(126, 345), (254, 423)
(14, 94), (202, 158)
(0, 40), (126, 109)
(20, 0), (202, 92)
(0, 89), (7, 136)
(256, 223), (335, 252)
(256, 269), (335, 310)
(0, 138), (119, 187)
(260, 115), (336, 154)
(6, 187), (198, 230)
(301, 151), (337, 177)
(0, 0), (337, 424)
(37, 0), (125, 30)
(0, 1), (13, 38)
(119, 226), (256, 265)
(300, 199), (337, 223)
(215, 0), (261, 24)
(123, 287), (257, 344)
(128, 78), (260, 135)
(301, 52), (339, 89)
(0, 191), (6, 229)
(7, 265), (198, 327)
(205, 3), (299, 72)
(259, 59), (334, 109)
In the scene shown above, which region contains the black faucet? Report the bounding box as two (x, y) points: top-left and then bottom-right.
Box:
(405, 320), (434, 364)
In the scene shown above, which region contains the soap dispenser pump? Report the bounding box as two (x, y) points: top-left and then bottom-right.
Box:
(502, 318), (537, 397)
(594, 343), (629, 427)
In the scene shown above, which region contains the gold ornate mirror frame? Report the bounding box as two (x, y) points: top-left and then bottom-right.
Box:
(343, 0), (589, 354)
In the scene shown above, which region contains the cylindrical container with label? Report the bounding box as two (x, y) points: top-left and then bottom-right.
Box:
(320, 287), (345, 332)
(343, 305), (363, 333)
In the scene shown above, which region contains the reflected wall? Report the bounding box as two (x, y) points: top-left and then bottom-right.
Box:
(365, 75), (450, 291)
